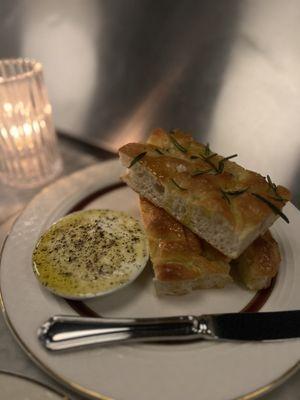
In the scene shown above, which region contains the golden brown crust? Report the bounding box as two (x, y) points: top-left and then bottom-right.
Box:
(139, 197), (231, 287)
(231, 230), (281, 290)
(156, 263), (201, 281)
(120, 129), (290, 231)
(140, 197), (280, 292)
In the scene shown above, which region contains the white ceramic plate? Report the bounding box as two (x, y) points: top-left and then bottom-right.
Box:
(0, 370), (68, 399)
(0, 160), (299, 400)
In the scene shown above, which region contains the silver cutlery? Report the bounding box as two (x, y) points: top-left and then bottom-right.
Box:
(38, 310), (300, 351)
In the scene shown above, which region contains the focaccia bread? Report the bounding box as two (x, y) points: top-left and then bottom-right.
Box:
(119, 128), (290, 258)
(231, 230), (281, 290)
(140, 197), (280, 294)
(139, 197), (232, 295)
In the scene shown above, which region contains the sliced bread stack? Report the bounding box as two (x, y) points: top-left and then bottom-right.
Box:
(119, 128), (290, 294)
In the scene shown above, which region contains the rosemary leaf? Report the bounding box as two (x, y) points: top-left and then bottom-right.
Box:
(169, 134), (187, 153)
(221, 189), (231, 204)
(269, 195), (285, 203)
(222, 154), (238, 162)
(204, 143), (211, 156)
(171, 178), (187, 191)
(205, 152), (217, 160)
(191, 169), (212, 176)
(220, 187), (248, 204)
(223, 188), (248, 196)
(266, 174), (285, 202)
(155, 148), (164, 155)
(251, 193), (289, 223)
(217, 161), (225, 174)
(128, 152), (147, 168)
(217, 154), (238, 174)
(200, 155), (218, 171)
(267, 175), (277, 191)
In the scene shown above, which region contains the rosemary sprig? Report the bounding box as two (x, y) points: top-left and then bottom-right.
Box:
(169, 133), (187, 153)
(193, 147), (238, 175)
(200, 155), (218, 172)
(217, 154), (238, 174)
(267, 175), (277, 191)
(222, 154), (238, 162)
(205, 152), (217, 160)
(223, 188), (249, 196)
(266, 174), (286, 202)
(217, 161), (225, 174)
(191, 169), (212, 176)
(221, 190), (231, 204)
(214, 154), (238, 174)
(251, 193), (289, 223)
(269, 196), (285, 203)
(128, 152), (147, 168)
(200, 153), (238, 174)
(155, 148), (164, 155)
(171, 178), (187, 191)
(220, 187), (248, 204)
(204, 143), (211, 156)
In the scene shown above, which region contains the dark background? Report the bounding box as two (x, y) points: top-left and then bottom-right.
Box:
(0, 0), (300, 204)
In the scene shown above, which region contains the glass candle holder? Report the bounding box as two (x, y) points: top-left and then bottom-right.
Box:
(0, 58), (62, 189)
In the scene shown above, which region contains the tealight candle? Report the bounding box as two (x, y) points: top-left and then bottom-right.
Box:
(0, 58), (62, 188)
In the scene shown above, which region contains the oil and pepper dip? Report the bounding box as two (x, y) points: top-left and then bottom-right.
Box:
(32, 209), (149, 299)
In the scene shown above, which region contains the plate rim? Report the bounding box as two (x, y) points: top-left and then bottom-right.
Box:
(0, 369), (70, 399)
(0, 161), (299, 400)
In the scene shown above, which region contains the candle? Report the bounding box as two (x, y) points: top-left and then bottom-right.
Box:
(0, 58), (62, 188)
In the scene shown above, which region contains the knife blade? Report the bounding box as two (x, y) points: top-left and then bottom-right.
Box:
(38, 311), (300, 351)
(202, 310), (300, 341)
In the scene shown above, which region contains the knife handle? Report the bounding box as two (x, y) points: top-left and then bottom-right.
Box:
(38, 315), (201, 350)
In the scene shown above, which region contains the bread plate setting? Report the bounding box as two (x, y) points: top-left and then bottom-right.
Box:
(0, 130), (299, 400)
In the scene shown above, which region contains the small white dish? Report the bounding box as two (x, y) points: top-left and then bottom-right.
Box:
(32, 209), (149, 300)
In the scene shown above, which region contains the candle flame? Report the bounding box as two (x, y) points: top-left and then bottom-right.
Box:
(3, 102), (13, 114)
(1, 127), (8, 139)
(10, 125), (19, 139)
(23, 123), (32, 136)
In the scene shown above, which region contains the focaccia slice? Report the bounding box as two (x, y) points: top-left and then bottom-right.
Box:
(139, 197), (232, 295)
(119, 128), (290, 259)
(231, 230), (281, 290)
(140, 197), (280, 294)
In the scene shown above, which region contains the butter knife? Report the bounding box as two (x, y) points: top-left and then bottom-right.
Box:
(38, 311), (300, 351)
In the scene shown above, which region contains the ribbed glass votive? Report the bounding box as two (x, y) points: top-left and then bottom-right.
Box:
(0, 58), (62, 188)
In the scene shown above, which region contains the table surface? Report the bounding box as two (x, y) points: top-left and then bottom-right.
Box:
(0, 1), (300, 398)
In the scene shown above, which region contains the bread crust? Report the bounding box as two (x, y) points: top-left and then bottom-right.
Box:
(140, 198), (280, 294)
(139, 197), (232, 295)
(119, 128), (290, 258)
(231, 230), (281, 290)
